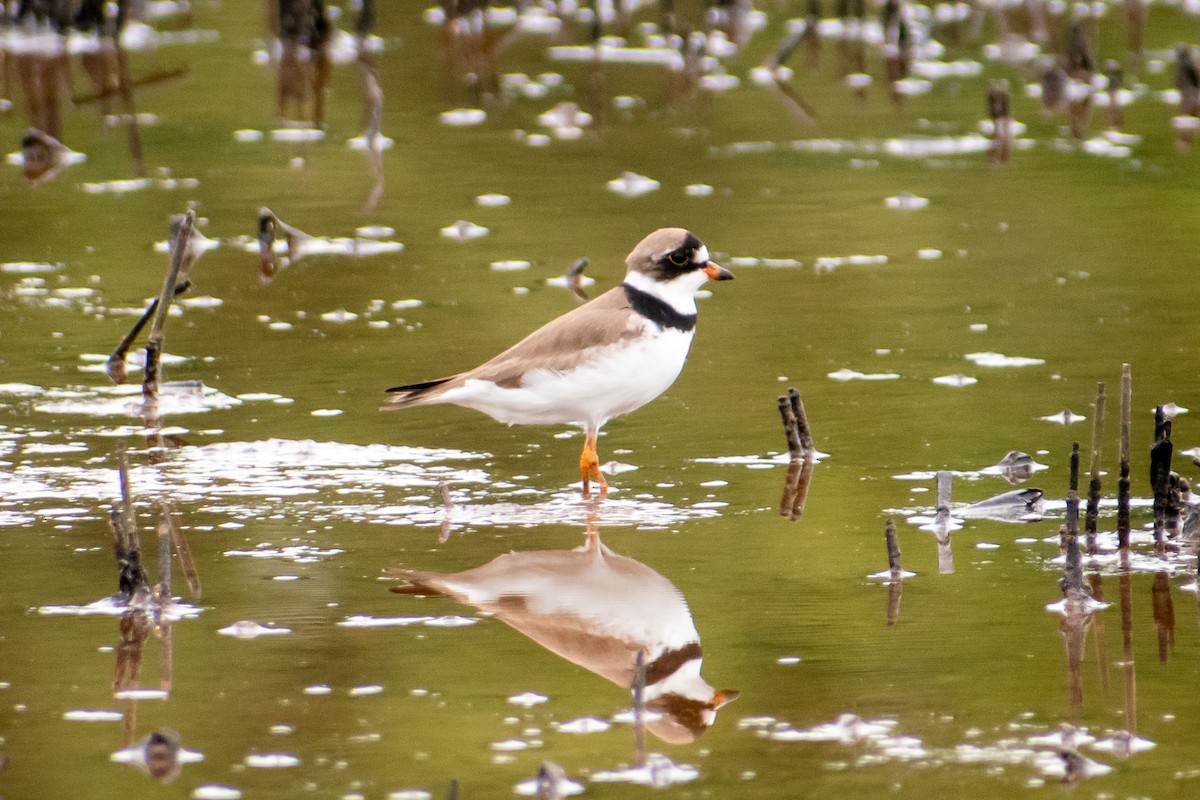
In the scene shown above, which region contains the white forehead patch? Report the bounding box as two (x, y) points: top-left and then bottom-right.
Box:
(692, 245), (710, 264)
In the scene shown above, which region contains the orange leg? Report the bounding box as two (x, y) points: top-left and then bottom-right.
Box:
(578, 430), (608, 500)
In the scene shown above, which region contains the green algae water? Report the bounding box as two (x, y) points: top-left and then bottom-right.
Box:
(2, 3), (1200, 799)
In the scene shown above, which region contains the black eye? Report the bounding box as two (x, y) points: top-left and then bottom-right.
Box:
(667, 250), (689, 267)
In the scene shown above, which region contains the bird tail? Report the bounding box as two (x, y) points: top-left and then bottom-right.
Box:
(381, 376), (454, 410)
(385, 567), (452, 597)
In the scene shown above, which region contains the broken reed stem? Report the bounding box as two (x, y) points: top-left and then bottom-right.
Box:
(1085, 383), (1105, 554)
(1062, 443), (1086, 595)
(1117, 363), (1132, 551)
(142, 210), (195, 423)
(789, 388), (814, 452)
(777, 396), (804, 457)
(934, 471), (954, 574)
(885, 518), (901, 574)
(935, 470), (952, 517)
(1066, 441), (1080, 538)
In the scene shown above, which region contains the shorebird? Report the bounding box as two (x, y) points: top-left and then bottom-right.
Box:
(383, 227), (733, 498)
(389, 527), (738, 743)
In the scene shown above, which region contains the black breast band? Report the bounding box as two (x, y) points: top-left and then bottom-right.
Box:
(623, 284), (697, 333)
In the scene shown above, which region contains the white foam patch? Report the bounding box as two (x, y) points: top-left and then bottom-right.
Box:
(693, 450), (829, 466)
(193, 786), (242, 800)
(607, 171), (660, 198)
(338, 615), (476, 629)
(828, 368), (900, 381)
(554, 717), (611, 734)
(965, 351), (1046, 367)
(218, 621), (291, 639)
(244, 754), (300, 768)
(35, 381), (238, 416)
(64, 709), (124, 721)
(932, 374), (977, 387)
(38, 596), (201, 620)
(591, 755), (699, 786)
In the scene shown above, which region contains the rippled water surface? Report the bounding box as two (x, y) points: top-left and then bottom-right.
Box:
(3, 2), (1200, 799)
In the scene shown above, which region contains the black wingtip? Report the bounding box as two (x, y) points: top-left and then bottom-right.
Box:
(381, 379), (451, 398)
(385, 377), (451, 394)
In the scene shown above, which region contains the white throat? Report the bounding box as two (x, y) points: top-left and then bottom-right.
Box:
(624, 269), (705, 316)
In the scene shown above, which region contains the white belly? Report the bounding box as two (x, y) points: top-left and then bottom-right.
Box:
(443, 329), (694, 429)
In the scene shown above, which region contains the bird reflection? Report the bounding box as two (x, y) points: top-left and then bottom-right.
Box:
(388, 526), (738, 744)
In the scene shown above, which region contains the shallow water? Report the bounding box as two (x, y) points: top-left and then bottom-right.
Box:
(3, 3), (1200, 799)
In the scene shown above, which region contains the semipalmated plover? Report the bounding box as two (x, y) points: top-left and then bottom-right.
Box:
(383, 227), (733, 498)
(389, 527), (739, 743)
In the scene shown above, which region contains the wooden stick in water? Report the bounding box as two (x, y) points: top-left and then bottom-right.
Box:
(885, 518), (903, 624)
(789, 388), (814, 453)
(142, 211), (195, 426)
(780, 454), (815, 521)
(935, 470), (952, 519)
(935, 470), (954, 574)
(1117, 364), (1131, 552)
(777, 395), (803, 457)
(1066, 442), (1080, 537)
(885, 518), (901, 574)
(107, 211), (207, 384)
(1085, 382), (1105, 554)
(778, 388), (815, 521)
(1149, 406), (1172, 551)
(1061, 443), (1085, 595)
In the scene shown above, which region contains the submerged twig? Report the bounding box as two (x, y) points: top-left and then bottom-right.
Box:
(72, 66), (188, 106)
(632, 648), (647, 766)
(779, 455), (815, 521)
(159, 500), (200, 600)
(1085, 383), (1105, 554)
(1117, 364), (1131, 552)
(1152, 571), (1175, 663)
(111, 443), (148, 599)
